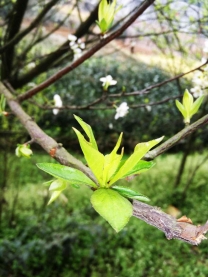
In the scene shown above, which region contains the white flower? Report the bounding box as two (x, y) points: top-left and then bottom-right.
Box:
(192, 71), (208, 88)
(100, 75), (117, 89)
(203, 40), (208, 53)
(28, 82), (36, 87)
(53, 94), (63, 115)
(68, 34), (85, 60)
(27, 62), (36, 69)
(153, 75), (159, 83)
(190, 86), (204, 98)
(115, 102), (129, 120)
(79, 42), (85, 49)
(69, 41), (78, 49)
(201, 57), (207, 64)
(68, 34), (77, 42)
(146, 105), (152, 112)
(73, 48), (82, 60)
(109, 123), (113, 129)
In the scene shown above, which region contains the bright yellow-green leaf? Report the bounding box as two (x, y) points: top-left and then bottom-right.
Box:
(48, 190), (62, 205)
(190, 95), (204, 116)
(175, 99), (187, 118)
(102, 133), (123, 185)
(49, 179), (67, 191)
(98, 0), (117, 33)
(182, 89), (193, 112)
(91, 188), (132, 232)
(73, 128), (104, 185)
(109, 137), (163, 186)
(112, 186), (150, 202)
(121, 160), (155, 178)
(37, 163), (97, 188)
(74, 115), (98, 150)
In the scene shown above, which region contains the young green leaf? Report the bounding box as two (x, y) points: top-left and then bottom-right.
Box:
(102, 133), (123, 185)
(112, 186), (150, 202)
(190, 95), (204, 116)
(109, 137), (163, 186)
(175, 99), (186, 118)
(73, 128), (104, 185)
(37, 163), (97, 188)
(48, 190), (62, 205)
(97, 0), (117, 33)
(74, 115), (98, 150)
(49, 179), (67, 191)
(175, 89), (204, 124)
(121, 160), (155, 178)
(91, 188), (132, 232)
(182, 89), (193, 111)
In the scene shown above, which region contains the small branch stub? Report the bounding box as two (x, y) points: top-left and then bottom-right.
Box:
(133, 200), (208, 245)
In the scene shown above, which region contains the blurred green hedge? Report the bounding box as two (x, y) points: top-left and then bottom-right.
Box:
(37, 55), (207, 152)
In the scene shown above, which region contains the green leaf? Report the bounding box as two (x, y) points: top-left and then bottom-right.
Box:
(48, 190), (62, 205)
(190, 95), (204, 116)
(91, 188), (132, 232)
(175, 99), (186, 118)
(112, 186), (150, 202)
(73, 128), (104, 185)
(121, 160), (155, 178)
(102, 133), (123, 185)
(98, 0), (116, 33)
(99, 18), (108, 33)
(74, 115), (98, 150)
(49, 179), (67, 191)
(182, 89), (193, 111)
(37, 163), (97, 188)
(109, 137), (163, 186)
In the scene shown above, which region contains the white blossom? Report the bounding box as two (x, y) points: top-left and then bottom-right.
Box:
(73, 48), (82, 60)
(146, 105), (152, 112)
(68, 34), (85, 60)
(201, 57), (207, 64)
(109, 123), (113, 129)
(203, 40), (208, 53)
(190, 86), (204, 98)
(27, 62), (36, 69)
(100, 75), (117, 87)
(68, 34), (77, 42)
(115, 102), (129, 120)
(70, 41), (78, 49)
(153, 75), (159, 83)
(53, 94), (63, 115)
(192, 71), (208, 88)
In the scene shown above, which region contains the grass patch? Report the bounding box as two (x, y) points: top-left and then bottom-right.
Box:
(0, 152), (208, 277)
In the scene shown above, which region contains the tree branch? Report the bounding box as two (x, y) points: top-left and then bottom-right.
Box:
(1, 0), (29, 79)
(0, 0), (60, 55)
(0, 82), (97, 184)
(10, 3), (99, 88)
(109, 61), (208, 97)
(16, 0), (156, 101)
(145, 113), (208, 160)
(133, 200), (208, 245)
(2, 80), (208, 245)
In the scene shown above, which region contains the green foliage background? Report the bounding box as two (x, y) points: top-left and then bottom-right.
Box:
(36, 56), (208, 152)
(0, 153), (208, 277)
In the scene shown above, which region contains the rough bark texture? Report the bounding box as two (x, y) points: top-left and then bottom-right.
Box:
(133, 200), (208, 245)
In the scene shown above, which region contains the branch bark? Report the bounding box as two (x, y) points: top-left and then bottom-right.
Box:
(144, 114), (208, 160)
(0, 82), (97, 184)
(133, 200), (208, 245)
